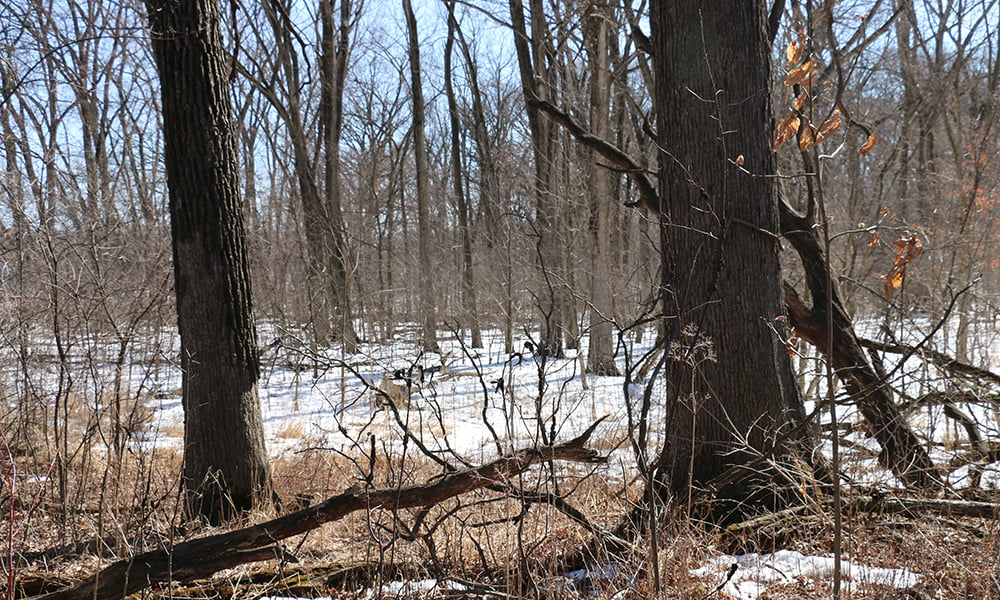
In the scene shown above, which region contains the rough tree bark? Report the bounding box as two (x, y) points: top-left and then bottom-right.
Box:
(146, 0), (272, 523)
(649, 0), (810, 516)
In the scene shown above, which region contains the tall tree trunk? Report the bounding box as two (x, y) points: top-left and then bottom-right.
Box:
(402, 0), (438, 352)
(585, 0), (619, 376)
(509, 0), (566, 358)
(444, 0), (482, 349)
(650, 0), (809, 517)
(252, 0), (356, 350)
(320, 0), (358, 352)
(146, 0), (272, 524)
(454, 23), (501, 248)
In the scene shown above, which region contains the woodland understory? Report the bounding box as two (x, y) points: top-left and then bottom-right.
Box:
(2, 0), (1000, 598)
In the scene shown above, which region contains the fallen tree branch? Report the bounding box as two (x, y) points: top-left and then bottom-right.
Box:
(781, 196), (943, 492)
(723, 493), (1000, 540)
(849, 494), (1000, 519)
(858, 336), (1000, 387)
(32, 421), (608, 600)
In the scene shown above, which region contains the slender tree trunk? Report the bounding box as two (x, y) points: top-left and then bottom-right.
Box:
(402, 0), (438, 352)
(455, 24), (500, 248)
(146, 0), (272, 524)
(444, 0), (482, 349)
(320, 0), (358, 352)
(585, 0), (619, 376)
(509, 0), (565, 357)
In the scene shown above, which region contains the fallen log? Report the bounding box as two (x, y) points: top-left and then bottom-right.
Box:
(849, 494), (1000, 519)
(723, 494), (1000, 538)
(30, 421), (608, 600)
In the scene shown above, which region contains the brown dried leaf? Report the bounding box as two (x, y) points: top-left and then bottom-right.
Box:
(893, 232), (923, 262)
(772, 114), (799, 150)
(880, 232), (923, 299)
(785, 59), (816, 87)
(883, 268), (906, 300)
(798, 124), (815, 151)
(786, 40), (804, 65)
(815, 117), (841, 143)
(860, 133), (877, 154)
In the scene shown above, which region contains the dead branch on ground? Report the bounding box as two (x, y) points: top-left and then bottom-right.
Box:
(31, 421), (608, 600)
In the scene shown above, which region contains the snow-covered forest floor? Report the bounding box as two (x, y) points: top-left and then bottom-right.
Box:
(4, 321), (1000, 599)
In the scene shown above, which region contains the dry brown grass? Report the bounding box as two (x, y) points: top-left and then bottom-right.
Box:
(5, 423), (1000, 600)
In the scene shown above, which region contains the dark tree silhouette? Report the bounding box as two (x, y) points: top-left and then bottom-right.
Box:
(146, 0), (272, 523)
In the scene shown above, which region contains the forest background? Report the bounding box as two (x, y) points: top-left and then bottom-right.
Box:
(1, 0), (999, 598)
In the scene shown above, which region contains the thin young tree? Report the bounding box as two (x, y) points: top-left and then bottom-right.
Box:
(402, 0), (438, 352)
(584, 0), (620, 376)
(444, 0), (482, 348)
(509, 0), (568, 358)
(319, 0), (360, 351)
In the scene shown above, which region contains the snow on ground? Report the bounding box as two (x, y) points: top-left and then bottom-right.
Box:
(690, 550), (921, 600)
(59, 321), (994, 597)
(146, 326), (657, 466)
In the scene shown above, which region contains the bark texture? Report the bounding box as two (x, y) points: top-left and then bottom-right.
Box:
(650, 0), (808, 515)
(146, 0), (272, 523)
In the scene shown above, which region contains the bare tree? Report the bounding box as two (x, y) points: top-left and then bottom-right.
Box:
(145, 0), (273, 523)
(444, 0), (482, 349)
(584, 0), (620, 376)
(509, 0), (569, 358)
(402, 0), (439, 352)
(319, 0), (361, 351)
(238, 0), (358, 350)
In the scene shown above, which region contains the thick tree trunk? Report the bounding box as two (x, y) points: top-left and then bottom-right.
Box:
(650, 0), (809, 516)
(146, 0), (272, 523)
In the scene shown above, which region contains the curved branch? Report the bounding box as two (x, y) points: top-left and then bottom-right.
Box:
(525, 95), (660, 214)
(33, 423), (608, 600)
